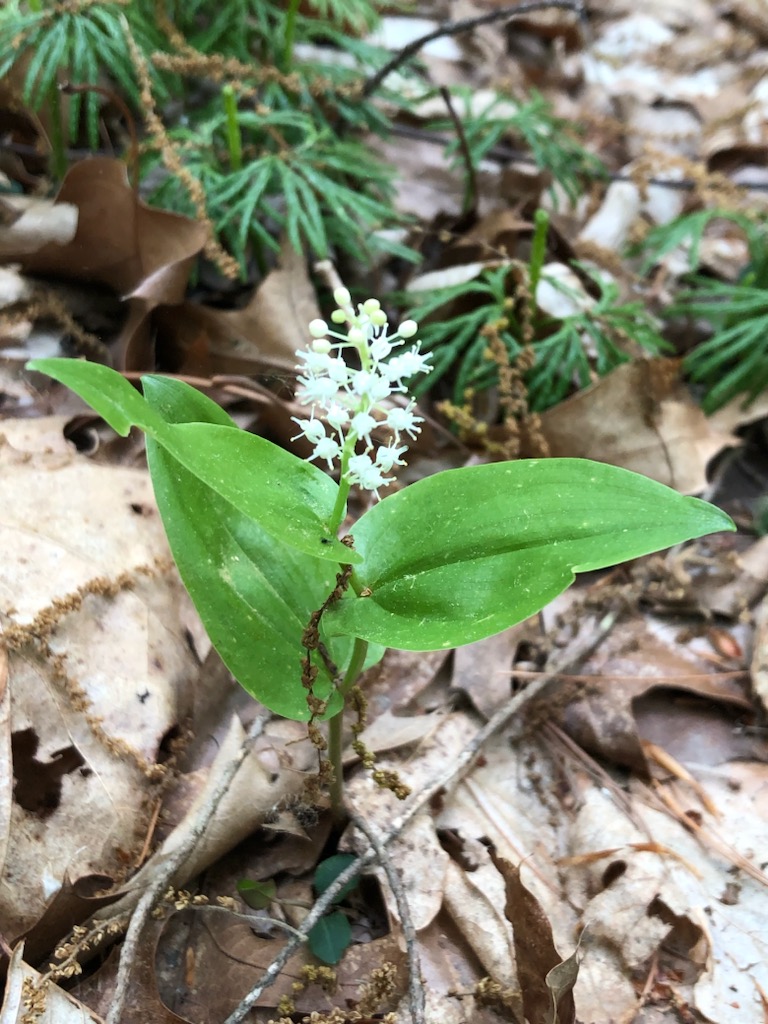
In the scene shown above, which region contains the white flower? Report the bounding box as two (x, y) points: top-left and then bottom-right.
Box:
(291, 417), (325, 444)
(386, 347), (432, 383)
(350, 410), (378, 444)
(376, 443), (408, 472)
(310, 436), (342, 468)
(386, 403), (423, 438)
(326, 402), (350, 431)
(347, 453), (389, 493)
(293, 292), (431, 494)
(298, 375), (340, 405)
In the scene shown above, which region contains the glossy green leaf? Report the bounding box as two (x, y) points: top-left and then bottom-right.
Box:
(26, 358), (358, 565)
(237, 878), (277, 910)
(307, 911), (352, 965)
(324, 459), (735, 650)
(140, 375), (375, 719)
(314, 854), (358, 904)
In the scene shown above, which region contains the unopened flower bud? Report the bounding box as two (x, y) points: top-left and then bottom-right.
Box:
(398, 320), (418, 338)
(309, 319), (328, 338)
(370, 309), (387, 327)
(312, 338), (332, 354)
(331, 309), (347, 324)
(333, 287), (351, 307)
(347, 327), (366, 346)
(362, 298), (381, 314)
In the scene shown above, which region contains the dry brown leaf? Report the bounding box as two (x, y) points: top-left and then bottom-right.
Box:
(0, 944), (102, 1023)
(0, 425), (200, 936)
(16, 158), (206, 298)
(566, 764), (768, 1024)
(157, 240), (320, 377)
(93, 716), (316, 929)
(451, 627), (521, 718)
(559, 613), (757, 773)
(491, 855), (576, 1024)
(351, 708), (440, 757)
(540, 360), (734, 492)
(5, 157), (207, 370)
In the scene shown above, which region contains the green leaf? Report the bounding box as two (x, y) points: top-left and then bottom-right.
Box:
(141, 375), (367, 719)
(237, 878), (277, 910)
(26, 359), (358, 565)
(314, 854), (358, 903)
(27, 357), (167, 436)
(307, 911), (352, 965)
(324, 459), (735, 650)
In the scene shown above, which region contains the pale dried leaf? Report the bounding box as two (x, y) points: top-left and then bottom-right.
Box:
(540, 361), (734, 493)
(0, 945), (101, 1023)
(0, 425), (200, 934)
(0, 198), (77, 258)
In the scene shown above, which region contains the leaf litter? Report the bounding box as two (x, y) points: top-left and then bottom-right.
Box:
(3, 3), (768, 1024)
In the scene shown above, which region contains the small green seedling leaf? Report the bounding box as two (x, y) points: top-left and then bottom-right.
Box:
(237, 878), (277, 910)
(314, 854), (358, 904)
(26, 359), (358, 565)
(325, 459), (735, 650)
(307, 911), (352, 965)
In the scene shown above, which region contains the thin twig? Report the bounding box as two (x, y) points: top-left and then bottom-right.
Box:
(350, 812), (425, 1024)
(106, 713), (269, 1024)
(362, 1), (586, 97)
(439, 86), (477, 217)
(223, 609), (619, 1024)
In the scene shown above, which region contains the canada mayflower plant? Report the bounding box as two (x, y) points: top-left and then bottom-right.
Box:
(29, 292), (735, 811)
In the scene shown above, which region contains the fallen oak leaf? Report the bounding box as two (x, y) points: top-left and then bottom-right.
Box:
(490, 852), (577, 1024)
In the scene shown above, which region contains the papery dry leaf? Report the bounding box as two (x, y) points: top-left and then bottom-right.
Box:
(155, 240), (320, 378)
(0, 944), (102, 1023)
(490, 855), (576, 1024)
(0, 196), (77, 258)
(16, 158), (206, 298)
(0, 267), (32, 307)
(436, 733), (578, 950)
(14, 873), (121, 969)
(350, 813), (449, 934)
(93, 716), (316, 928)
(565, 765), (768, 1024)
(559, 613), (757, 773)
(540, 360), (734, 493)
(71, 924), (192, 1024)
(6, 158), (207, 370)
(452, 628), (520, 719)
(0, 427), (200, 937)
(442, 858), (517, 991)
(352, 709), (439, 757)
(577, 181), (641, 252)
(170, 908), (406, 1020)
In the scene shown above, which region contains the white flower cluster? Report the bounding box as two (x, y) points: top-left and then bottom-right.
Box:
(293, 287), (432, 494)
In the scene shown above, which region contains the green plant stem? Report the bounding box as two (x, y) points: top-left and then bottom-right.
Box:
(28, 0), (42, 9)
(528, 208), (549, 297)
(47, 82), (67, 181)
(222, 85), (242, 172)
(328, 477), (350, 536)
(282, 0), (301, 72)
(327, 635), (369, 820)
